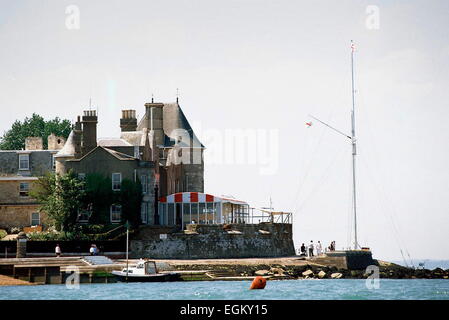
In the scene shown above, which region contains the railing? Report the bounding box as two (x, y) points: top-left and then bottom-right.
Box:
(239, 208), (292, 224)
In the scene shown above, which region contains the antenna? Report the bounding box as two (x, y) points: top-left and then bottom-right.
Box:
(350, 40), (359, 250)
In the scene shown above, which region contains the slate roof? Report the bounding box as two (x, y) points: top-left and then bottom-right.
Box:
(136, 102), (205, 148)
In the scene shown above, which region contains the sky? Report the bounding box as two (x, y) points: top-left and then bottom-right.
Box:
(1, 0), (448, 262)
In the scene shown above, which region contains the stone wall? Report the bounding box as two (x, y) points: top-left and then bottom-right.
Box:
(0, 205), (48, 230)
(130, 223), (295, 259)
(0, 180), (37, 204)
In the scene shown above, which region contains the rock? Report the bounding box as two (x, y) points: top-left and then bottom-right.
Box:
(331, 272), (343, 279)
(302, 269), (314, 277)
(318, 271), (326, 279)
(270, 267), (285, 275)
(255, 270), (270, 276)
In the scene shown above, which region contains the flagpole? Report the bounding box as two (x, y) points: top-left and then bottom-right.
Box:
(350, 40), (359, 250)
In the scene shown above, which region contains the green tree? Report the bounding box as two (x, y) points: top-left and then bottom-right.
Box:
(0, 113), (71, 150)
(31, 170), (85, 232)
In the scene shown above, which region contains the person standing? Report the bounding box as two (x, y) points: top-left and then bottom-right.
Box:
(55, 244), (61, 257)
(89, 244), (95, 256)
(300, 243), (306, 257)
(316, 241), (322, 256)
(308, 240), (314, 257)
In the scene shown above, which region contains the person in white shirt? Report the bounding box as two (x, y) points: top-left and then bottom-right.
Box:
(89, 245), (95, 256)
(308, 240), (314, 257)
(316, 241), (322, 256)
(55, 244), (61, 257)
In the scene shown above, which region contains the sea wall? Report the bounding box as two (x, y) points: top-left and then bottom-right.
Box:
(130, 223), (295, 259)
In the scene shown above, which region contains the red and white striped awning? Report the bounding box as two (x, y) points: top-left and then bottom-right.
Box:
(159, 192), (248, 205)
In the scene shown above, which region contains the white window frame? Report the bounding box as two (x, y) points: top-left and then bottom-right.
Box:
(141, 203), (148, 224)
(31, 212), (40, 226)
(77, 207), (91, 223)
(51, 153), (56, 170)
(110, 204), (122, 223)
(112, 173), (122, 191)
(141, 175), (148, 194)
(19, 182), (30, 197)
(18, 154), (30, 171)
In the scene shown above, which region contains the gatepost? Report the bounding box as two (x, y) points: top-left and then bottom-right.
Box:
(16, 232), (27, 258)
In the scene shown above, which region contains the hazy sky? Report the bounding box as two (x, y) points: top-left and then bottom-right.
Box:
(1, 0), (448, 261)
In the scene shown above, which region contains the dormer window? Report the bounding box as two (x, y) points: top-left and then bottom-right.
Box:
(19, 154), (29, 170)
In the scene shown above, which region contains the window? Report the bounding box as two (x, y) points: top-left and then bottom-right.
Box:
(77, 173), (86, 190)
(141, 175), (148, 194)
(141, 203), (148, 224)
(110, 204), (122, 223)
(19, 154), (29, 170)
(31, 212), (40, 226)
(19, 182), (29, 197)
(134, 146), (140, 159)
(77, 205), (91, 223)
(51, 154), (56, 170)
(112, 173), (122, 191)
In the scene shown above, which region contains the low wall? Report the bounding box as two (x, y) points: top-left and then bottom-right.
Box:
(326, 250), (375, 270)
(0, 240), (125, 257)
(130, 223), (295, 259)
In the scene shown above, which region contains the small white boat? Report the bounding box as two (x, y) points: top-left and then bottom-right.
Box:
(112, 259), (181, 282)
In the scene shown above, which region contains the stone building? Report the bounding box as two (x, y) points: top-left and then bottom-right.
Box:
(0, 135), (65, 230)
(0, 100), (205, 230)
(54, 101), (205, 226)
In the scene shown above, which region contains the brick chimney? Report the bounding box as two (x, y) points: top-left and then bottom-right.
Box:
(81, 110), (97, 155)
(120, 109), (137, 132)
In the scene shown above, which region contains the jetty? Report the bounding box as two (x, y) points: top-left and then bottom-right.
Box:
(0, 256), (124, 285)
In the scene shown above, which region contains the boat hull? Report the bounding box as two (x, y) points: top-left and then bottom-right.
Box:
(112, 271), (182, 282)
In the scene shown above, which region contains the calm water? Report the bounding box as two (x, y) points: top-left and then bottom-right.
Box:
(1, 279), (448, 300)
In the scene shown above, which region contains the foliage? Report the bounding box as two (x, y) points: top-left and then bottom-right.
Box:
(0, 229), (7, 239)
(30, 170), (86, 232)
(31, 171), (142, 238)
(0, 113), (71, 150)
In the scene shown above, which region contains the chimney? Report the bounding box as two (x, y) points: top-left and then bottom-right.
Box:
(120, 109), (137, 132)
(47, 133), (66, 150)
(144, 102), (164, 147)
(25, 137), (43, 150)
(81, 110), (98, 155)
(74, 116), (83, 158)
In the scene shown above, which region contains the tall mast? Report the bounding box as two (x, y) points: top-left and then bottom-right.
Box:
(350, 40), (359, 250)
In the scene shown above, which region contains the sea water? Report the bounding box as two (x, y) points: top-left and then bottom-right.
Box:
(1, 279), (448, 300)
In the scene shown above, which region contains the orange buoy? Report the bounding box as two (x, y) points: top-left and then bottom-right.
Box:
(249, 276), (266, 290)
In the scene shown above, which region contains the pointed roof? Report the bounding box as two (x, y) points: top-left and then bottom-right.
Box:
(136, 102), (205, 148)
(54, 130), (76, 158)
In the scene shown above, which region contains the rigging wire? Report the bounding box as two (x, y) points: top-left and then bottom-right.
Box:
(291, 107), (338, 215)
(357, 81), (414, 268)
(295, 143), (347, 215)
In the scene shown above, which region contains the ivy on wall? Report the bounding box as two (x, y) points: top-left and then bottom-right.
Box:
(32, 170), (143, 233)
